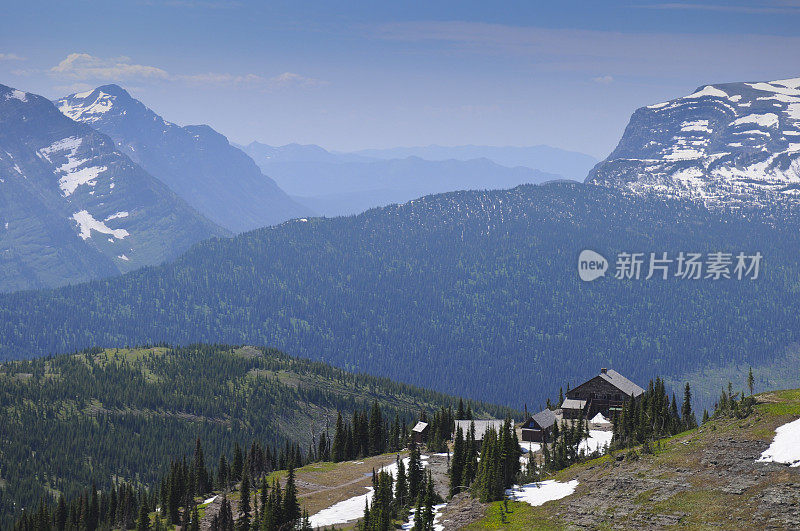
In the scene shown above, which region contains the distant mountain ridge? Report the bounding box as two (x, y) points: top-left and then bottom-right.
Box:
(242, 141), (566, 216)
(57, 85), (311, 232)
(587, 77), (800, 205)
(0, 84), (225, 292)
(351, 144), (599, 181)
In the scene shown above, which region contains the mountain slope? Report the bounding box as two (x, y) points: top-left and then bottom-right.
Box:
(587, 77), (800, 205)
(2, 182), (800, 409)
(242, 142), (562, 216)
(469, 389), (800, 529)
(56, 86), (311, 232)
(0, 84), (225, 292)
(0, 344), (511, 527)
(351, 144), (598, 181)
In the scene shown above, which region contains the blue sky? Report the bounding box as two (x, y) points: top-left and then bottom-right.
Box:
(2, 0), (800, 158)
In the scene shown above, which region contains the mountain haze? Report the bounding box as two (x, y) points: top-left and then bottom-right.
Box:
(242, 141), (562, 216)
(1, 182), (798, 409)
(57, 85), (311, 232)
(0, 84), (225, 292)
(352, 144), (598, 181)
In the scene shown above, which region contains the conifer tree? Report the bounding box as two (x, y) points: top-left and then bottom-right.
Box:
(449, 426), (465, 497)
(284, 461), (301, 524)
(408, 439), (423, 503)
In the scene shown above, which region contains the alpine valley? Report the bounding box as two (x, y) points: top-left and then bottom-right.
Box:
(4, 74), (800, 530)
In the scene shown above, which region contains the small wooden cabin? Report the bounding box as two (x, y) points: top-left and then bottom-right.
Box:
(412, 421), (429, 443)
(520, 409), (556, 443)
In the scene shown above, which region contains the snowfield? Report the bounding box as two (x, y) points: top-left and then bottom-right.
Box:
(756, 417), (800, 467)
(71, 210), (129, 240)
(579, 429), (613, 454)
(309, 455), (430, 528)
(507, 480), (579, 507)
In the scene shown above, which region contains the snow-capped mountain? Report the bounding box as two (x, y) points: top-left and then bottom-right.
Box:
(587, 77), (800, 206)
(0, 84), (225, 292)
(56, 85), (311, 232)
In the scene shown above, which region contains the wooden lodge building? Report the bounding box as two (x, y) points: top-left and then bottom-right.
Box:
(520, 408), (556, 443)
(561, 368), (644, 420)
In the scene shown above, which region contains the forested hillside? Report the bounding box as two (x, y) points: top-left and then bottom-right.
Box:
(0, 344), (508, 528)
(1, 182), (800, 409)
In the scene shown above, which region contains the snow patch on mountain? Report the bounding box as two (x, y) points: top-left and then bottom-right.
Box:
(730, 113), (779, 129)
(587, 77), (800, 206)
(57, 90), (116, 123)
(5, 89), (27, 102)
(757, 417), (800, 467)
(71, 210), (129, 240)
(38, 136), (108, 196)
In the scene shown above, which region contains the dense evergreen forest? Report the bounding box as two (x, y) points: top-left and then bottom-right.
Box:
(1, 182), (800, 409)
(0, 344), (512, 528)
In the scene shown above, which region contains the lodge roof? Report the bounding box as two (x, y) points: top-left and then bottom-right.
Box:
(599, 369), (645, 397)
(530, 408), (556, 429)
(454, 419), (505, 441)
(412, 421), (429, 433)
(561, 398), (587, 410)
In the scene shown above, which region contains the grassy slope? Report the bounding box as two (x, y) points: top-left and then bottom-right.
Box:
(0, 345), (513, 528)
(469, 389), (800, 530)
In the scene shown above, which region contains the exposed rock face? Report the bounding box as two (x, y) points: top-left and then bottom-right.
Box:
(56, 85), (311, 233)
(0, 84), (224, 292)
(588, 78), (800, 207)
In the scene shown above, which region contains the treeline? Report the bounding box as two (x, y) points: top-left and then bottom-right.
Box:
(0, 345), (513, 528)
(360, 441), (439, 531)
(1, 182), (799, 414)
(612, 379), (697, 450)
(14, 437), (312, 530)
(449, 419), (521, 503)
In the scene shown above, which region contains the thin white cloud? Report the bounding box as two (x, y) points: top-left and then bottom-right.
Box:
(51, 53), (169, 81)
(0, 53), (25, 61)
(592, 75), (614, 84)
(268, 72), (329, 88)
(49, 53), (328, 90)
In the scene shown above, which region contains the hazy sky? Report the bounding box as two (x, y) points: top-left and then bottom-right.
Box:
(2, 0), (800, 158)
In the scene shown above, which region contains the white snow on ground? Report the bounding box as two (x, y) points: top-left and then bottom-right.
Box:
(39, 136), (108, 196)
(39, 137), (83, 160)
(401, 503), (447, 531)
(681, 120), (712, 133)
(756, 417), (800, 467)
(105, 211), (129, 221)
(309, 486), (373, 528)
(309, 455), (430, 528)
(59, 165), (107, 196)
(591, 413), (611, 425)
(730, 113), (780, 129)
(519, 442), (541, 454)
(686, 85), (729, 99)
(664, 147), (705, 161)
(71, 210), (129, 240)
(6, 89), (27, 102)
(507, 480), (579, 507)
(118, 254), (130, 261)
(201, 495), (217, 506)
(58, 91), (116, 123)
(579, 430), (613, 454)
(787, 103), (800, 121)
